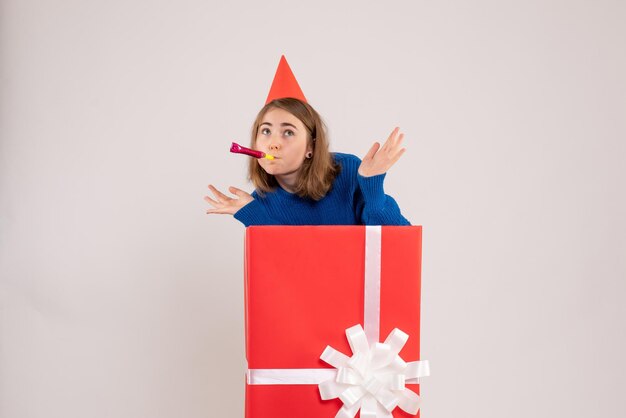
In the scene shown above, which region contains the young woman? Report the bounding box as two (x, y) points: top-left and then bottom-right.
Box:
(205, 97), (410, 226)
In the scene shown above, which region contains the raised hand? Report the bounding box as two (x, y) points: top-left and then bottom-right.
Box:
(358, 127), (406, 177)
(205, 185), (254, 215)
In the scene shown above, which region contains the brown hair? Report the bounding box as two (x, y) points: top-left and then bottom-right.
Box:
(248, 98), (339, 200)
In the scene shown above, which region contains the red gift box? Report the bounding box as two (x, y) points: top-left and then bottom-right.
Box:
(244, 226), (426, 418)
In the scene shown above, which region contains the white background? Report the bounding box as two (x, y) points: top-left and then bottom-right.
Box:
(1, 1), (625, 417)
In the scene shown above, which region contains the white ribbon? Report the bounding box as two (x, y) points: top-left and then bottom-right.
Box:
(247, 368), (337, 385)
(247, 226), (430, 417)
(364, 226), (382, 345)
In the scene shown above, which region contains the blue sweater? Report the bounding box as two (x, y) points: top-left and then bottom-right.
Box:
(234, 152), (411, 226)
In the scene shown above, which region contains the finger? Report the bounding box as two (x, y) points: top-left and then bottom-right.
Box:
(209, 184), (228, 198)
(206, 208), (231, 214)
(387, 126), (400, 141)
(387, 126), (399, 139)
(204, 195), (223, 208)
(381, 127), (399, 151)
(389, 148), (406, 166)
(363, 142), (380, 161)
(207, 202), (239, 214)
(208, 184), (231, 202)
(389, 133), (404, 152)
(228, 186), (250, 198)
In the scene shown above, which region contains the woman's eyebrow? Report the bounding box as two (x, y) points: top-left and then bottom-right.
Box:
(260, 122), (298, 130)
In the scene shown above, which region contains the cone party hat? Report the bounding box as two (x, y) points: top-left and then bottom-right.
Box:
(265, 55), (307, 104)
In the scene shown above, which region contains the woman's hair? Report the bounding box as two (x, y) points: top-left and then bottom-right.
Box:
(248, 98), (339, 200)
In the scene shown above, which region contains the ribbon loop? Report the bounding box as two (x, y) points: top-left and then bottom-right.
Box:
(390, 374), (406, 391)
(346, 325), (370, 355)
(321, 346), (350, 369)
(339, 385), (366, 407)
(405, 360), (431, 382)
(396, 388), (421, 415)
(384, 328), (409, 355)
(361, 396), (378, 418)
(336, 403), (360, 418)
(336, 367), (361, 385)
(370, 343), (393, 370)
(319, 379), (349, 400)
(347, 351), (368, 377)
(375, 387), (399, 412)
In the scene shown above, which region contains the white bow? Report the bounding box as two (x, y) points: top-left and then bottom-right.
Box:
(319, 324), (430, 418)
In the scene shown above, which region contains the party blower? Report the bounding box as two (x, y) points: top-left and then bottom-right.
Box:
(230, 142), (275, 160)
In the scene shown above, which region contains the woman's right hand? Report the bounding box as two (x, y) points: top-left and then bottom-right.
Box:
(204, 185), (254, 215)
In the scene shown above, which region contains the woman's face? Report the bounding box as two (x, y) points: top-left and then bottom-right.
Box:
(254, 107), (312, 177)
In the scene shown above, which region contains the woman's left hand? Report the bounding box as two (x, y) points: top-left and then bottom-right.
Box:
(358, 127), (406, 177)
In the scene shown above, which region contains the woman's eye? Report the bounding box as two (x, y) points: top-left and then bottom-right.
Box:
(260, 128), (270, 135)
(283, 130), (294, 137)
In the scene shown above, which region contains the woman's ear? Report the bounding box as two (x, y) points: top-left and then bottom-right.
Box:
(305, 144), (314, 158)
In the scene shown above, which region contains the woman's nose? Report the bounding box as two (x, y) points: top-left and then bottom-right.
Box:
(269, 142), (280, 151)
